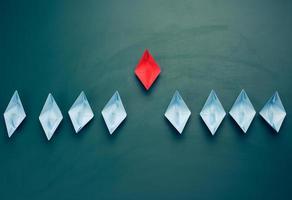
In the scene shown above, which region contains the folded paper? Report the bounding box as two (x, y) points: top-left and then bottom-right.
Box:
(229, 90), (256, 133)
(102, 91), (127, 134)
(4, 91), (26, 137)
(200, 90), (226, 135)
(68, 91), (94, 133)
(135, 49), (161, 90)
(39, 94), (63, 140)
(164, 91), (191, 134)
(260, 92), (286, 132)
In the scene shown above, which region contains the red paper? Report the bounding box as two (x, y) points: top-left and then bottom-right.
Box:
(135, 49), (161, 90)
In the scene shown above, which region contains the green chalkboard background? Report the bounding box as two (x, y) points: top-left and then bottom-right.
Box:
(0, 0), (292, 199)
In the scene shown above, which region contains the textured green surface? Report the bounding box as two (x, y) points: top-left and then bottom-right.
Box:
(0, 0), (292, 199)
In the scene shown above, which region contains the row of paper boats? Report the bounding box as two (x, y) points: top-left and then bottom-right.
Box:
(3, 89), (286, 140)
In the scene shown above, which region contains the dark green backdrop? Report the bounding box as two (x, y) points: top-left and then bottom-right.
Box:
(0, 0), (291, 199)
